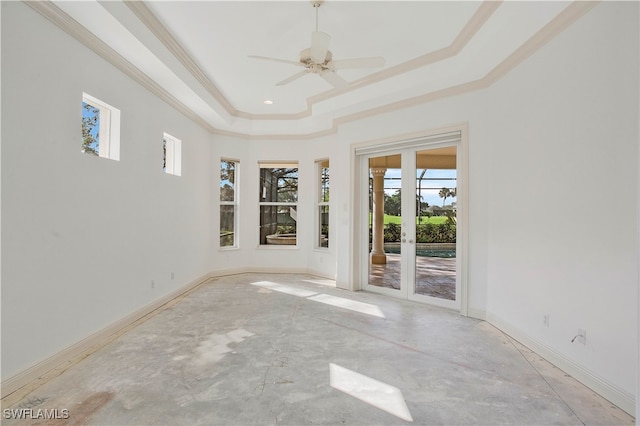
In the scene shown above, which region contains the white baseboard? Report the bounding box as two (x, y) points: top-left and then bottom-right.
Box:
(304, 268), (336, 281)
(1, 273), (211, 400)
(209, 267), (333, 280)
(466, 307), (487, 320)
(209, 266), (307, 277)
(486, 311), (635, 416)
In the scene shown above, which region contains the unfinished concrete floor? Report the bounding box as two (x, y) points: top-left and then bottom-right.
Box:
(2, 273), (634, 425)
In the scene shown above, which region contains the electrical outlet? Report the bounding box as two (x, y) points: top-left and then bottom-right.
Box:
(577, 328), (586, 344)
(171, 272), (175, 280)
(543, 314), (550, 327)
(151, 280), (155, 289)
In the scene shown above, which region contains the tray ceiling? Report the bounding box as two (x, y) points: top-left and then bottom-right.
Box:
(29, 1), (597, 139)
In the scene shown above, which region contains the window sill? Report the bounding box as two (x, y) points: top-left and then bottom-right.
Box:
(257, 245), (299, 250)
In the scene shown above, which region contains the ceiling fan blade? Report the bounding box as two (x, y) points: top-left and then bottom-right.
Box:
(248, 55), (302, 67)
(330, 57), (385, 70)
(319, 70), (348, 89)
(276, 70), (309, 86)
(310, 31), (331, 63)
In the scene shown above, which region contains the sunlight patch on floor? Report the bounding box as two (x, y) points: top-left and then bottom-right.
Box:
(250, 281), (318, 298)
(250, 281), (385, 318)
(301, 278), (336, 287)
(308, 294), (386, 318)
(330, 363), (413, 422)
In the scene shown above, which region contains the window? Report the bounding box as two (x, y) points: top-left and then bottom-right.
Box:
(317, 159), (329, 248)
(163, 132), (182, 176)
(81, 93), (120, 160)
(220, 159), (238, 248)
(259, 163), (298, 246)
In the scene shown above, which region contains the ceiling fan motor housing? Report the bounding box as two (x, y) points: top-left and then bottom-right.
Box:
(300, 48), (332, 72)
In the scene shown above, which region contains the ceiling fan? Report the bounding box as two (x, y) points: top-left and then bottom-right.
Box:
(249, 0), (385, 89)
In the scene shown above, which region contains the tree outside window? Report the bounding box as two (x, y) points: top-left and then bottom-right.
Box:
(220, 160), (238, 248)
(259, 166), (298, 245)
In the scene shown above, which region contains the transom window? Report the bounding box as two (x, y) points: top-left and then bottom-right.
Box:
(81, 93), (120, 161)
(163, 132), (182, 176)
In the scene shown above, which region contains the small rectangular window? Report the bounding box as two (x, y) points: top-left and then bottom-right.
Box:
(259, 163), (298, 246)
(163, 132), (182, 176)
(317, 159), (329, 248)
(81, 93), (120, 161)
(220, 159), (238, 248)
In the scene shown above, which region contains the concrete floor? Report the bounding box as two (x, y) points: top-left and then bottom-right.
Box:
(2, 273), (634, 425)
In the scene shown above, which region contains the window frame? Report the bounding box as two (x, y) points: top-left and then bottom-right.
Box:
(316, 159), (330, 249)
(81, 92), (120, 161)
(220, 158), (239, 249)
(258, 162), (299, 247)
(163, 132), (182, 176)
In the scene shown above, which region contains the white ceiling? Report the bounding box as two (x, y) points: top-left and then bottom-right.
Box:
(41, 0), (588, 138)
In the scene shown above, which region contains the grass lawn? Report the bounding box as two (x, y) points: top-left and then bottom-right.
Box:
(383, 214), (449, 225)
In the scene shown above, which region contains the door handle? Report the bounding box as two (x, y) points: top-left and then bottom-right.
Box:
(402, 239), (407, 243)
(408, 239), (414, 244)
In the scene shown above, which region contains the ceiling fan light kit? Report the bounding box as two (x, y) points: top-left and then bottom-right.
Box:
(249, 0), (385, 89)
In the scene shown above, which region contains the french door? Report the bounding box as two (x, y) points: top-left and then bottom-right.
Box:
(358, 135), (464, 311)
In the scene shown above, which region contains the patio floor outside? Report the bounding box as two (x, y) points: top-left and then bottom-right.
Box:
(369, 253), (456, 300)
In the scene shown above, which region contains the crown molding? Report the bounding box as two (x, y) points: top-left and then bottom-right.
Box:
(211, 123), (339, 142)
(125, 0), (501, 121)
(307, 1), (502, 107)
(123, 1), (243, 119)
(24, 0), (218, 134)
(125, 0), (312, 121)
(225, 0), (599, 141)
(344, 1), (598, 124)
(483, 0), (599, 86)
(24, 0), (599, 141)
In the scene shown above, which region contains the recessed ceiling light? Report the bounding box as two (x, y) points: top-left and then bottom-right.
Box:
(263, 99), (273, 105)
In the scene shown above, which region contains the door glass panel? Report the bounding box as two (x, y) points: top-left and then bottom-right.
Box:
(368, 155), (401, 290)
(414, 147), (457, 300)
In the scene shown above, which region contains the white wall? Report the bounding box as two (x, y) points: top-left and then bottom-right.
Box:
(485, 1), (638, 410)
(328, 0), (637, 413)
(1, 2), (213, 380)
(637, 3), (640, 421)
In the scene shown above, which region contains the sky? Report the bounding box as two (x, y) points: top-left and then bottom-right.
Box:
(381, 168), (457, 208)
(82, 102), (100, 151)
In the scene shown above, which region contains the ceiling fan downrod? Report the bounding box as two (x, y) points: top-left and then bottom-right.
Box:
(312, 0), (323, 32)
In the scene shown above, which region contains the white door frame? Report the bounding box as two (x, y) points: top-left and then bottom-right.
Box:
(351, 125), (469, 315)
